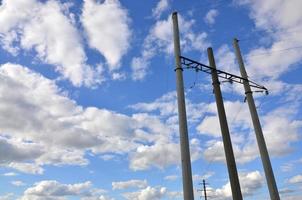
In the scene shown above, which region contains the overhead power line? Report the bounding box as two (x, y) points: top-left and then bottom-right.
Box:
(247, 45), (302, 58)
(175, 0), (226, 14)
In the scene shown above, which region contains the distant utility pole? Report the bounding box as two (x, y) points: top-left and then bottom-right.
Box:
(202, 179), (208, 200)
(233, 38), (280, 200)
(207, 47), (243, 200)
(198, 179), (212, 200)
(172, 12), (195, 200)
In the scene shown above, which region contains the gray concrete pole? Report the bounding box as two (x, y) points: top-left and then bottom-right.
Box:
(172, 12), (195, 200)
(233, 38), (280, 200)
(207, 47), (243, 200)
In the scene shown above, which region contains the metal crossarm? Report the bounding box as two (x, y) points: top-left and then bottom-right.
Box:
(180, 56), (268, 93)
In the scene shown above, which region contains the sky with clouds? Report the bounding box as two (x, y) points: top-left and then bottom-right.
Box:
(0, 0), (301, 199)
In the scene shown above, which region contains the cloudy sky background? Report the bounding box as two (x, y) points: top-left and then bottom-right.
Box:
(0, 0), (302, 199)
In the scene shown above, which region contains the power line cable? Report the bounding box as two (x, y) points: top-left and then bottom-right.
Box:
(247, 45), (302, 58)
(208, 44), (302, 68)
(175, 0), (227, 14)
(237, 27), (302, 43)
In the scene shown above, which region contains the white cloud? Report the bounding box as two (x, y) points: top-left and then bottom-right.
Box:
(199, 100), (302, 164)
(0, 63), (190, 173)
(129, 137), (202, 171)
(204, 9), (219, 25)
(0, 0), (101, 87)
(0, 193), (14, 200)
(129, 142), (179, 171)
(282, 195), (302, 200)
(11, 180), (25, 186)
(123, 186), (167, 200)
(197, 101), (251, 137)
(239, 171), (263, 196)
(193, 171), (215, 182)
(261, 107), (301, 156)
(164, 175), (179, 181)
(111, 72), (126, 81)
(100, 154), (116, 161)
(152, 0), (170, 19)
(207, 171), (263, 199)
(288, 174), (302, 184)
(235, 0), (302, 80)
(130, 91), (208, 128)
(2, 172), (17, 176)
(7, 163), (44, 175)
(20, 180), (108, 200)
(281, 163), (294, 172)
(167, 191), (182, 199)
(81, 0), (132, 70)
(130, 88), (301, 169)
(131, 14), (209, 80)
(112, 179), (148, 190)
(0, 137), (43, 164)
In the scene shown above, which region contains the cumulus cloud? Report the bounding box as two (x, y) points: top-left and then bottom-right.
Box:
(130, 91), (208, 128)
(129, 142), (180, 171)
(81, 0), (132, 70)
(112, 179), (148, 190)
(131, 14), (209, 80)
(0, 0), (101, 86)
(164, 175), (179, 181)
(129, 137), (202, 171)
(0, 193), (14, 200)
(0, 137), (43, 164)
(197, 101), (251, 137)
(2, 172), (17, 176)
(20, 180), (108, 200)
(204, 9), (219, 25)
(0, 63), (188, 173)
(7, 162), (44, 175)
(288, 174), (302, 184)
(152, 0), (170, 19)
(206, 171), (263, 199)
(199, 100), (302, 164)
(11, 180), (25, 186)
(193, 171), (215, 182)
(235, 0), (302, 80)
(123, 186), (167, 200)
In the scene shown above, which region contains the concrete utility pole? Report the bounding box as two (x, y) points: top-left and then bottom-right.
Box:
(172, 12), (195, 200)
(233, 38), (280, 200)
(207, 47), (243, 200)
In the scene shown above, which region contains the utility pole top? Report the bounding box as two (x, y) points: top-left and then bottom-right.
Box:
(234, 37), (239, 42)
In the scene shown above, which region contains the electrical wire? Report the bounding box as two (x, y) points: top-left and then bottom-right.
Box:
(247, 45), (302, 58)
(207, 44), (302, 68)
(174, 0), (227, 14)
(189, 69), (199, 89)
(238, 26), (302, 42)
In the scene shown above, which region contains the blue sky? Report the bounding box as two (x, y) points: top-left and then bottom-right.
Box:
(0, 0), (302, 199)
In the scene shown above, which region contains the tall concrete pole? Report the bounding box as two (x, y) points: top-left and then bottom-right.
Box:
(172, 12), (195, 200)
(207, 47), (243, 200)
(233, 38), (280, 200)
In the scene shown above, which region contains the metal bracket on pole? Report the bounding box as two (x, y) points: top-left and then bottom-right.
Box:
(180, 56), (268, 93)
